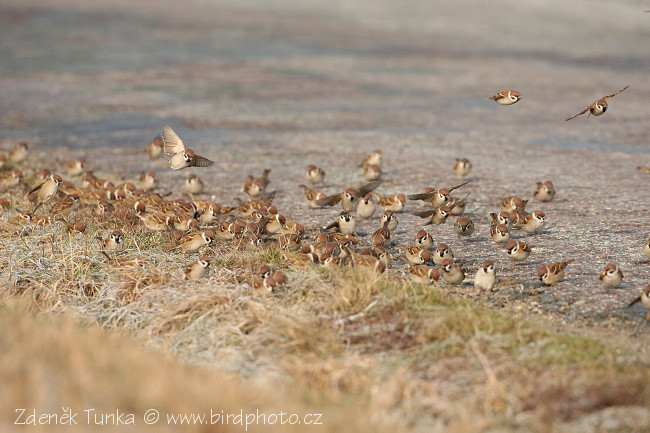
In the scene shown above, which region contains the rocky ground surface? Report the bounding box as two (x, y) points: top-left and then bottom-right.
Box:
(2, 0), (649, 362)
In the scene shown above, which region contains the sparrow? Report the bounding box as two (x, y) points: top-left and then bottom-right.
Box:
(0, 153), (6, 169)
(537, 260), (574, 286)
(643, 238), (650, 261)
(372, 226), (391, 247)
(252, 271), (287, 295)
(490, 224), (511, 244)
(305, 165), (325, 184)
(414, 229), (434, 250)
(133, 201), (171, 231)
(412, 194), (468, 225)
(362, 164), (382, 182)
(599, 263), (624, 288)
(161, 125), (214, 170)
(404, 260), (440, 285)
(138, 171), (158, 191)
(359, 149), (382, 168)
(264, 214), (286, 234)
(60, 219), (86, 234)
(315, 180), (382, 213)
(143, 134), (164, 160)
(375, 193), (406, 212)
(9, 141), (29, 164)
(99, 230), (124, 252)
(402, 245), (431, 265)
(432, 243), (454, 266)
(407, 180), (471, 208)
(169, 215), (199, 232)
(346, 248), (386, 273)
(320, 252), (347, 268)
(447, 196), (467, 216)
(0, 169), (24, 189)
(453, 158), (472, 178)
(183, 255), (211, 280)
(637, 166), (650, 175)
(356, 193), (377, 219)
(284, 252), (319, 268)
(454, 216), (474, 238)
(184, 173), (204, 195)
(179, 230), (215, 253)
(49, 193), (80, 217)
(440, 258), (465, 285)
(278, 233), (301, 251)
(628, 285), (650, 321)
(474, 260), (497, 291)
(5, 210), (33, 228)
(322, 213), (356, 235)
(500, 196), (528, 212)
(489, 211), (511, 229)
(65, 158), (86, 176)
(242, 169), (271, 198)
(505, 240), (531, 264)
(565, 86), (629, 121)
(520, 210), (546, 235)
(299, 184), (327, 209)
(488, 90), (522, 105)
(279, 221), (305, 236)
(379, 210), (398, 231)
(509, 210), (527, 230)
(29, 173), (63, 211)
(198, 202), (222, 225)
(534, 181), (555, 202)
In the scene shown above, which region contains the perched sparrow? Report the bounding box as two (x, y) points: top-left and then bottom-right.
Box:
(142, 134), (164, 160)
(322, 213), (356, 235)
(284, 252), (319, 268)
(5, 210), (33, 228)
(402, 245), (431, 265)
(500, 196), (528, 213)
(537, 260), (573, 286)
(265, 214), (286, 234)
(299, 184), (327, 209)
(138, 171), (158, 191)
(447, 196), (467, 216)
(488, 90), (521, 105)
(49, 194), (80, 217)
(161, 125), (214, 170)
(490, 224), (511, 244)
(178, 230), (215, 253)
(505, 240), (531, 264)
(346, 248), (386, 273)
(315, 180), (382, 213)
(372, 227), (391, 247)
(134, 201), (171, 231)
(100, 230), (124, 252)
(169, 215), (199, 232)
(490, 211), (513, 230)
(509, 210), (526, 230)
(198, 202), (222, 225)
(242, 169), (271, 198)
(643, 238), (650, 261)
(183, 255), (211, 280)
(305, 165), (325, 184)
(454, 216), (474, 238)
(379, 210), (398, 231)
(375, 193), (406, 212)
(453, 158), (472, 178)
(432, 243), (454, 266)
(474, 260), (497, 291)
(520, 210), (546, 235)
(414, 229), (434, 250)
(252, 271), (286, 294)
(278, 233), (301, 251)
(184, 173), (204, 195)
(404, 261), (440, 285)
(9, 141), (29, 164)
(534, 181), (555, 202)
(29, 173), (62, 211)
(320, 252), (347, 268)
(566, 85), (629, 121)
(60, 219), (86, 234)
(628, 285), (650, 320)
(407, 180), (470, 208)
(440, 258), (465, 285)
(359, 149), (382, 169)
(279, 221), (305, 236)
(362, 163), (381, 182)
(65, 158), (85, 176)
(356, 193), (377, 219)
(599, 263), (624, 288)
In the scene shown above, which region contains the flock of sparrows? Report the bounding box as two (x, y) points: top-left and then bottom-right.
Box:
(1, 117), (648, 319)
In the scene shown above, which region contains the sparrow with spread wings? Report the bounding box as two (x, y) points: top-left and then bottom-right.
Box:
(565, 86), (629, 121)
(161, 125), (215, 169)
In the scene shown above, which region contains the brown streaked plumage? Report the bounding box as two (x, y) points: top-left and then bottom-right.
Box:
(407, 180), (470, 208)
(599, 263), (624, 288)
(565, 86), (629, 121)
(161, 125), (214, 169)
(315, 180), (382, 213)
(488, 90), (521, 105)
(534, 180), (555, 202)
(537, 260), (574, 286)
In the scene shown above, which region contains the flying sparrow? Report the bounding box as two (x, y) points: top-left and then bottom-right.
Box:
(379, 210), (398, 231)
(565, 85), (629, 121)
(599, 263), (624, 288)
(637, 166), (650, 175)
(454, 216), (474, 238)
(414, 229), (434, 250)
(242, 169), (271, 198)
(356, 193), (377, 219)
(407, 180), (471, 208)
(440, 258), (466, 285)
(402, 245), (431, 265)
(161, 125), (214, 170)
(404, 260), (440, 285)
(488, 90), (521, 105)
(447, 196), (467, 216)
(100, 230), (124, 252)
(500, 196), (528, 212)
(474, 260), (497, 291)
(315, 180), (382, 213)
(359, 149), (382, 168)
(375, 193), (406, 212)
(362, 163), (382, 182)
(628, 285), (650, 321)
(432, 243), (454, 266)
(505, 240), (531, 264)
(142, 134), (164, 160)
(29, 173), (63, 211)
(305, 165), (325, 184)
(322, 213), (356, 235)
(520, 210), (546, 235)
(453, 158), (472, 178)
(412, 194), (469, 225)
(8, 141), (29, 164)
(183, 255), (211, 280)
(299, 184), (327, 209)
(179, 230), (215, 253)
(534, 181), (555, 202)
(643, 238), (650, 261)
(490, 223), (511, 244)
(65, 158), (86, 176)
(537, 260), (573, 286)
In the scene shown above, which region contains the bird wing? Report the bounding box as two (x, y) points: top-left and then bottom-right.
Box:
(407, 192), (435, 201)
(356, 180), (382, 197)
(315, 193), (342, 208)
(602, 85), (629, 100)
(447, 180), (471, 192)
(162, 125), (186, 155)
(565, 105), (591, 121)
(412, 209), (436, 218)
(190, 155), (215, 167)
